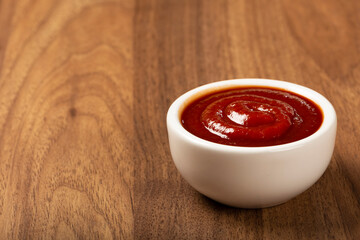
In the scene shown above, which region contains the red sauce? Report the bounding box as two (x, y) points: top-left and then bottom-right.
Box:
(181, 87), (323, 147)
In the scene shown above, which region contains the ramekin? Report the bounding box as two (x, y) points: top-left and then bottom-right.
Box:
(166, 79), (337, 208)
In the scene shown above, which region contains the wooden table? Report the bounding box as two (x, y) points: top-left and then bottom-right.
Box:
(0, 0), (359, 239)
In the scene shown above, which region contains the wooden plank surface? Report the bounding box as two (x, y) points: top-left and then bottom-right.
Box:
(0, 0), (359, 239)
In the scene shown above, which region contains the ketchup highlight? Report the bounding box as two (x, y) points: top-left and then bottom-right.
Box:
(181, 87), (323, 147)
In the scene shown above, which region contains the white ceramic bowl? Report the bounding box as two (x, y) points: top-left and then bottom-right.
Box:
(166, 79), (337, 208)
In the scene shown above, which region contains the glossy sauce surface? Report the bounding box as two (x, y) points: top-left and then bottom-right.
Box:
(181, 87), (323, 147)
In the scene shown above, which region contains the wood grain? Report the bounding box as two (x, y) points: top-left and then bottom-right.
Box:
(0, 0), (359, 239)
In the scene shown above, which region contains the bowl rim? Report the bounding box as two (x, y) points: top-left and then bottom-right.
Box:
(166, 78), (337, 153)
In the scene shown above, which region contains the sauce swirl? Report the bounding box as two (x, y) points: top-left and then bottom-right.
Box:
(181, 87), (323, 147)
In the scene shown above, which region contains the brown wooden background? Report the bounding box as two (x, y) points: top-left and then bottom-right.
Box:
(0, 0), (359, 239)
